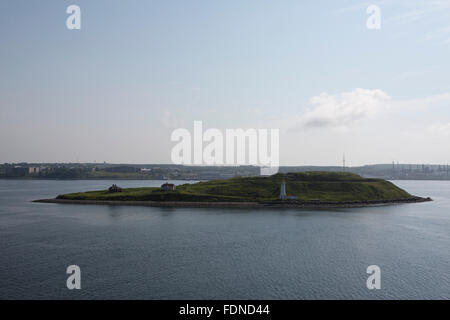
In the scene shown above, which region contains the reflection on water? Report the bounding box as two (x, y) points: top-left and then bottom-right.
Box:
(0, 179), (449, 299)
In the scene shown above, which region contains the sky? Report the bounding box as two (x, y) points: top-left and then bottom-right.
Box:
(1, 0), (450, 166)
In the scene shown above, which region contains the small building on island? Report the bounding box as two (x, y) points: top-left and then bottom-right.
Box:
(108, 184), (122, 193)
(161, 183), (176, 191)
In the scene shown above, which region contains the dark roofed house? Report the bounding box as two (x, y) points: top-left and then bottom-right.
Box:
(108, 184), (122, 193)
(161, 183), (176, 191)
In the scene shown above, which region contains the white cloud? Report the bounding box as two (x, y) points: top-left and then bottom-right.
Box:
(291, 88), (450, 132)
(281, 89), (450, 165)
(430, 122), (450, 135)
(396, 92), (450, 111)
(293, 88), (391, 130)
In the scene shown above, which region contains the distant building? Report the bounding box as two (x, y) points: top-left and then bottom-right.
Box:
(29, 167), (40, 174)
(108, 184), (122, 193)
(161, 183), (176, 191)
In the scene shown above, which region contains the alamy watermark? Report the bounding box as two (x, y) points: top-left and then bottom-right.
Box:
(366, 265), (381, 290)
(366, 5), (381, 30)
(171, 121), (279, 175)
(65, 4), (381, 31)
(66, 265), (81, 290)
(66, 5), (81, 30)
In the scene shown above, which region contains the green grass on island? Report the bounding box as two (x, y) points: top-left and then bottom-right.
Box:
(56, 172), (415, 203)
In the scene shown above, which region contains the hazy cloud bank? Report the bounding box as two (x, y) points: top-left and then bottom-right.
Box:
(292, 88), (391, 130)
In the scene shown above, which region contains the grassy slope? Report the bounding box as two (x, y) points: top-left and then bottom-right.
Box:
(57, 172), (413, 202)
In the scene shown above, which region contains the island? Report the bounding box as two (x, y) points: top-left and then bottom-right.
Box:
(33, 172), (432, 209)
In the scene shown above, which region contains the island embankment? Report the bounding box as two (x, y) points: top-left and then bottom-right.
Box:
(33, 196), (431, 209)
(33, 172), (433, 209)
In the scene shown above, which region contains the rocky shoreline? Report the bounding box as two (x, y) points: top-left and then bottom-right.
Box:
(33, 196), (432, 209)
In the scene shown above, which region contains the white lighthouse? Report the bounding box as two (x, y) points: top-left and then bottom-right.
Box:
(279, 179), (287, 200)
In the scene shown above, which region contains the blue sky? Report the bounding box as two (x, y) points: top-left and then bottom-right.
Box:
(1, 0), (450, 165)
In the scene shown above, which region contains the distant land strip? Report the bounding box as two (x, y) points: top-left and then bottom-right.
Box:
(3, 163), (450, 180)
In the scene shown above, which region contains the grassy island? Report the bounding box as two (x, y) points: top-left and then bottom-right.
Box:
(33, 172), (431, 208)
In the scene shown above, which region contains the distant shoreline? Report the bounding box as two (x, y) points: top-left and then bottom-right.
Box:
(0, 177), (203, 181)
(33, 197), (432, 209)
(3, 177), (450, 181)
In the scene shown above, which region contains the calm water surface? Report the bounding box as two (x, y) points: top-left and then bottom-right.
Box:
(0, 179), (449, 299)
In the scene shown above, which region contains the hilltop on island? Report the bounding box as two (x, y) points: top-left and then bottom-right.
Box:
(34, 172), (432, 208)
